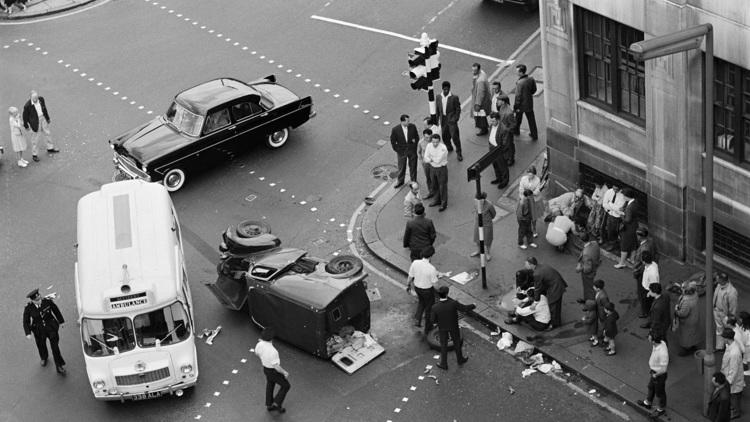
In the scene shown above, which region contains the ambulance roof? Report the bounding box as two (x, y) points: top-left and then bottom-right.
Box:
(76, 180), (181, 316)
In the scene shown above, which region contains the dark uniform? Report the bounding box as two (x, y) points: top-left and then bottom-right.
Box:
(430, 286), (476, 369)
(23, 288), (66, 374)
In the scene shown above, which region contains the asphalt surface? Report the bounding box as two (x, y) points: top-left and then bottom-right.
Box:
(0, 1), (638, 421)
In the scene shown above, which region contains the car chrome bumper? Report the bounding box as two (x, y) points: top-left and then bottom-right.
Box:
(94, 378), (197, 401)
(113, 153), (150, 182)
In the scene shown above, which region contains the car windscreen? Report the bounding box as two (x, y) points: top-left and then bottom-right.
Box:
(81, 317), (136, 357)
(133, 302), (190, 348)
(164, 102), (204, 137)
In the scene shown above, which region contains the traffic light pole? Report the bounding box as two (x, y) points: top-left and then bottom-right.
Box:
(474, 176), (488, 289)
(427, 82), (437, 128)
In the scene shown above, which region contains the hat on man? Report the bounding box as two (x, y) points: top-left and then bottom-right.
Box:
(526, 256), (538, 266)
(721, 327), (735, 340)
(26, 288), (41, 300)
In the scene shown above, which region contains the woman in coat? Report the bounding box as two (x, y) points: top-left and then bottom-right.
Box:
(518, 166), (543, 237)
(471, 192), (497, 260)
(675, 281), (701, 356)
(8, 106), (28, 167)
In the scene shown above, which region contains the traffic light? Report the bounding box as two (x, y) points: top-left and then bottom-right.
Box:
(407, 37), (440, 91)
(408, 49), (429, 90)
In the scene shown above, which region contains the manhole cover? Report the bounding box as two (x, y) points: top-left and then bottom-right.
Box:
(371, 164), (398, 181)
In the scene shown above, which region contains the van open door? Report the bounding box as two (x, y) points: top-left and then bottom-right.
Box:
(331, 334), (385, 374)
(203, 269), (248, 311)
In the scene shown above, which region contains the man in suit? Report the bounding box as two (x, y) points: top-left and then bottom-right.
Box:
(403, 203), (436, 261)
(647, 283), (671, 339)
(430, 286), (476, 370)
(390, 114), (420, 189)
(436, 81), (463, 161)
(513, 64), (538, 140)
(487, 112), (509, 188)
(577, 231), (601, 300)
(22, 90), (59, 162)
(471, 63), (491, 136)
(23, 288), (66, 375)
(525, 256), (568, 329)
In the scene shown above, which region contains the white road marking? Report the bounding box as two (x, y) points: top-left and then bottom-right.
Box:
(310, 15), (510, 63)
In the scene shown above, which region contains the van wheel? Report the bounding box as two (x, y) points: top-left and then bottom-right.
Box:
(426, 327), (458, 351)
(236, 220), (272, 238)
(163, 168), (186, 192)
(266, 128), (289, 149)
(325, 255), (363, 278)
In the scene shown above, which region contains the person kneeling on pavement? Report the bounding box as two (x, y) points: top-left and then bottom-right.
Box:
(505, 292), (551, 331)
(544, 210), (578, 251)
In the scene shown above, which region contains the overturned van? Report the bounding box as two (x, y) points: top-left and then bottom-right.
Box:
(204, 222), (384, 372)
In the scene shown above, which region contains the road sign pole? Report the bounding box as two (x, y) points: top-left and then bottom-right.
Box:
(475, 177), (487, 289)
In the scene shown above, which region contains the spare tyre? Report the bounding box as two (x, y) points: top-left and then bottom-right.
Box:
(325, 255), (364, 279)
(236, 220), (272, 238)
(426, 326), (460, 351)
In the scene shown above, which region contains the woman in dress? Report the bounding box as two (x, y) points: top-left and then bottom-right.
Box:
(587, 181), (608, 241)
(470, 191), (497, 260)
(8, 106), (28, 167)
(518, 166), (543, 237)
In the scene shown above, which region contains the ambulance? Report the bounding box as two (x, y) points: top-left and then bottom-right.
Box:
(75, 180), (197, 401)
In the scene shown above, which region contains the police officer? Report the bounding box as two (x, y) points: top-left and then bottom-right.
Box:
(22, 288), (66, 375)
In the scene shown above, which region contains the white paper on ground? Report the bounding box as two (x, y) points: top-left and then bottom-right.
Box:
(450, 272), (473, 285)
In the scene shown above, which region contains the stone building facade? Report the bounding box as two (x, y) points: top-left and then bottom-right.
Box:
(539, 0), (750, 277)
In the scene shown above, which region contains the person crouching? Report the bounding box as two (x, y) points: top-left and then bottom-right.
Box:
(505, 292), (551, 331)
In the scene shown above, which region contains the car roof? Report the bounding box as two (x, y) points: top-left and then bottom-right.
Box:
(176, 78), (259, 115)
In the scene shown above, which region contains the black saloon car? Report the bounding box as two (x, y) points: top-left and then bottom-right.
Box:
(110, 76), (315, 191)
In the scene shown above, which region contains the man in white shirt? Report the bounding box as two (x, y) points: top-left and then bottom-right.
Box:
(406, 246), (447, 333)
(254, 328), (291, 413)
(490, 81), (504, 113)
(601, 185), (625, 250)
(639, 250), (659, 320)
(505, 294), (551, 331)
(424, 134), (449, 211)
(545, 212), (576, 250)
(638, 334), (669, 418)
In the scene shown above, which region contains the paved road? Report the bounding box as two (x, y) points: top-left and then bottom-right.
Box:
(0, 1), (643, 421)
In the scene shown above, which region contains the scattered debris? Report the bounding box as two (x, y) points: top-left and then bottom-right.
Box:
(496, 332), (513, 350)
(490, 331), (501, 336)
(508, 386), (515, 395)
(521, 368), (537, 378)
(588, 389), (596, 395)
(205, 326), (222, 345)
(427, 375), (439, 384)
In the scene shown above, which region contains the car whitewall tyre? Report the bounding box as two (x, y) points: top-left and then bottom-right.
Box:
(266, 128), (289, 149)
(163, 168), (186, 192)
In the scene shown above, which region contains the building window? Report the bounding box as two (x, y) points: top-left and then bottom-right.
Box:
(704, 219), (750, 272)
(576, 7), (645, 122)
(714, 57), (750, 166)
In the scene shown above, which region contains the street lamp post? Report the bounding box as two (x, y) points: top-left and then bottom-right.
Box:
(629, 23), (714, 415)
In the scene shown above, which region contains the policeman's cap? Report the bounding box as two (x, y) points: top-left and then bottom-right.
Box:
(27, 288), (40, 300)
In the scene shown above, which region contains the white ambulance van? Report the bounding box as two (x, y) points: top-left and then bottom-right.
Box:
(75, 180), (198, 401)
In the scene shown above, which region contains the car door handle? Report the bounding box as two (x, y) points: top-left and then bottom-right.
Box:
(227, 125), (236, 131)
(260, 112), (269, 117)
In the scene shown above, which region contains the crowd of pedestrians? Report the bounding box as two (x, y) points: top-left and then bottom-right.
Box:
(4, 90), (60, 168)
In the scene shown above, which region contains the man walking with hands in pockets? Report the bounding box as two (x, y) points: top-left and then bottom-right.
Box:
(254, 328), (291, 414)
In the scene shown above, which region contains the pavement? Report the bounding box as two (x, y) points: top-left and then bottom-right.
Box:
(362, 34), (750, 422)
(0, 0), (95, 20)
